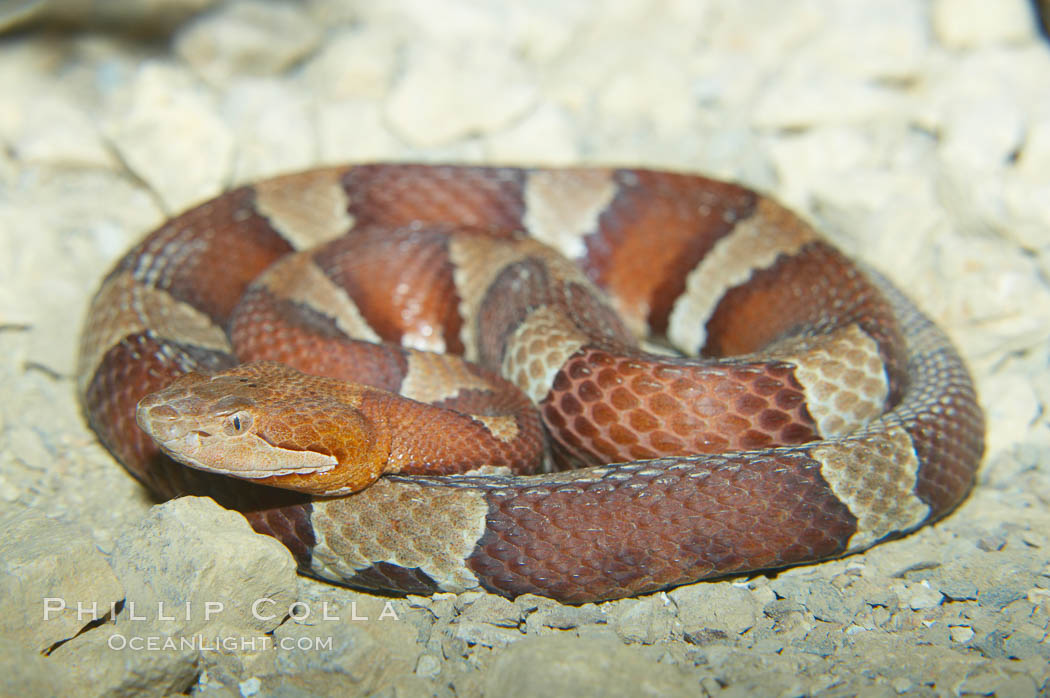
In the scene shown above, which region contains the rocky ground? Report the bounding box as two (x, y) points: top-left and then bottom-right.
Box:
(1, 1), (1049, 696)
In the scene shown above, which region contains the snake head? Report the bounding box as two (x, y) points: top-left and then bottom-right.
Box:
(135, 362), (390, 495)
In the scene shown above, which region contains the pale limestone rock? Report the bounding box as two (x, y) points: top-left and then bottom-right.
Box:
(787, 0), (928, 82)
(174, 0), (322, 87)
(51, 624), (199, 698)
(981, 371), (1042, 458)
(316, 100), (404, 164)
(0, 506), (123, 652)
(0, 0), (219, 33)
(609, 595), (676, 645)
(753, 76), (910, 130)
(923, 236), (1050, 363)
(0, 637), (75, 697)
(670, 583), (764, 636)
(482, 636), (696, 698)
(938, 96), (1025, 175)
(6, 93), (115, 168)
(596, 52), (695, 137)
(415, 653), (441, 678)
(449, 621), (522, 648)
(517, 594), (606, 635)
(44, 499), (293, 698)
(385, 43), (537, 147)
(300, 27), (399, 101)
(0, 169), (160, 374)
(932, 0), (1038, 48)
(348, 0), (508, 44)
(260, 602), (420, 695)
(483, 104), (579, 165)
(103, 61), (233, 213)
(1004, 119), (1050, 249)
(108, 496), (297, 636)
(959, 670), (1039, 698)
(454, 592), (517, 626)
(221, 79), (315, 183)
(904, 581), (945, 610)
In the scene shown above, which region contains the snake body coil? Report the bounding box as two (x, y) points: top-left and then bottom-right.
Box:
(78, 165), (984, 603)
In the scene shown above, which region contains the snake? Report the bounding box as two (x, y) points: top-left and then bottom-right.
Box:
(77, 164), (984, 604)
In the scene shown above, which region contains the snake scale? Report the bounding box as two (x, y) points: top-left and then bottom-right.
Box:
(77, 164), (984, 604)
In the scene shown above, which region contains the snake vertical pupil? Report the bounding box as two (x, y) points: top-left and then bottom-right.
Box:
(225, 411), (252, 435)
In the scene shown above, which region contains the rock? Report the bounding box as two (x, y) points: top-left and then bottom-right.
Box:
(595, 51), (694, 137)
(901, 581), (944, 611)
(301, 27), (399, 101)
(670, 583), (763, 637)
(959, 668), (1039, 698)
(455, 592), (521, 627)
(108, 496), (298, 636)
(481, 636), (696, 698)
(517, 594), (607, 635)
(6, 93), (116, 168)
(50, 625), (199, 698)
(769, 572), (870, 623)
(449, 620), (523, 648)
(315, 99), (404, 164)
(932, 0), (1038, 48)
(43, 497), (298, 696)
(0, 0), (220, 34)
(1002, 623), (1050, 660)
(1004, 119), (1050, 250)
(103, 62), (233, 213)
(937, 91), (1025, 177)
(753, 75), (907, 130)
(415, 653), (441, 678)
(790, 624), (841, 657)
(260, 613), (419, 694)
(0, 637), (75, 696)
(0, 167), (162, 377)
(385, 43), (537, 147)
(978, 583), (1031, 612)
(174, 0), (323, 86)
(484, 103), (579, 165)
(608, 595), (676, 645)
(0, 506), (123, 652)
(777, 1), (928, 84)
(220, 79), (315, 182)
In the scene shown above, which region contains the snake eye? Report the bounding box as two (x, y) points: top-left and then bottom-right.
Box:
(225, 411), (253, 436)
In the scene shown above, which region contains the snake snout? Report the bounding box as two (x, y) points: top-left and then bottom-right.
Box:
(136, 402), (182, 442)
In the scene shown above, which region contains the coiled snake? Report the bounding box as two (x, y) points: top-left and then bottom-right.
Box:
(77, 165), (984, 603)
